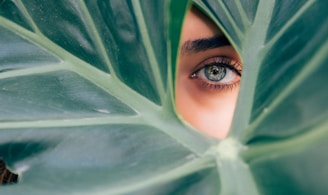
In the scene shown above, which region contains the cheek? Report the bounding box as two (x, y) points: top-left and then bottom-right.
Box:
(176, 77), (239, 138)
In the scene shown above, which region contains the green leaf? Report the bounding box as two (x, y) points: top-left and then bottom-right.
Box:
(1, 0), (327, 194)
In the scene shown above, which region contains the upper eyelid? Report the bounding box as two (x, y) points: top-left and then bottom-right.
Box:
(194, 64), (242, 80)
(192, 56), (242, 74)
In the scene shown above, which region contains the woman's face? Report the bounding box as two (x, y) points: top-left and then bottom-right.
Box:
(176, 7), (242, 139)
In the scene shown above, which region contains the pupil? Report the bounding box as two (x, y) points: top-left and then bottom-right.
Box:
(212, 67), (219, 74)
(205, 65), (226, 81)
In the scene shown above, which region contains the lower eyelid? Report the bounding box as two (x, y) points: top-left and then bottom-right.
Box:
(193, 77), (241, 92)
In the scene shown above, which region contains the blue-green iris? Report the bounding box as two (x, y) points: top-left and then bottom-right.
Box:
(204, 65), (226, 81)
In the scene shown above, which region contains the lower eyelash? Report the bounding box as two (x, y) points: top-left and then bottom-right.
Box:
(198, 80), (240, 91)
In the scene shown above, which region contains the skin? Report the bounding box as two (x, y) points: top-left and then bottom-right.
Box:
(176, 7), (242, 139)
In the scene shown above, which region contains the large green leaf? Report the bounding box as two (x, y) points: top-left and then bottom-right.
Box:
(0, 0), (327, 194)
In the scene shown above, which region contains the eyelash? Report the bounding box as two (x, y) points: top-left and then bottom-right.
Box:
(190, 56), (242, 91)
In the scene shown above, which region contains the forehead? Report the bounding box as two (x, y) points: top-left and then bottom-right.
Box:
(181, 7), (222, 43)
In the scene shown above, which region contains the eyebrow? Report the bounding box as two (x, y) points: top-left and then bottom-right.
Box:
(180, 35), (231, 54)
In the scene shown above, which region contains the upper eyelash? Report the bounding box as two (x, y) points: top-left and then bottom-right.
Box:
(192, 56), (242, 77)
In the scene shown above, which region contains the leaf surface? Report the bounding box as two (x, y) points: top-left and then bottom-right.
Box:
(1, 0), (328, 194)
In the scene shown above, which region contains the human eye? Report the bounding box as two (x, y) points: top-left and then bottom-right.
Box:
(190, 56), (242, 91)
